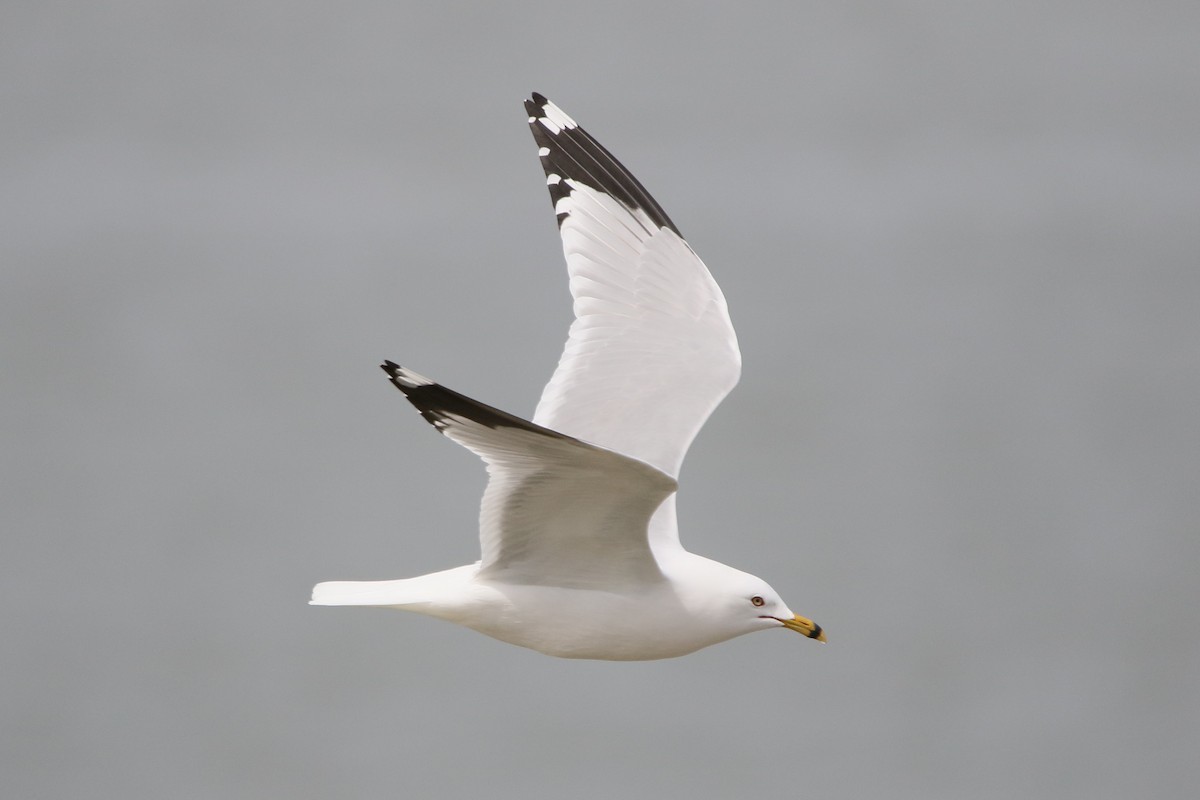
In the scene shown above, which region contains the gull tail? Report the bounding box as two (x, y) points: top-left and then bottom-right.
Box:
(310, 565), (477, 608)
(310, 579), (418, 607)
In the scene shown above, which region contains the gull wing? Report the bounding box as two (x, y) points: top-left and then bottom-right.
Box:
(381, 362), (677, 590)
(525, 93), (742, 479)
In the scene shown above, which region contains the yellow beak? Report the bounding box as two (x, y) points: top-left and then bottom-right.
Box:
(778, 614), (826, 642)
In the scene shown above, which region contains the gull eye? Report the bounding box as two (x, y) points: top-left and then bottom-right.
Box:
(751, 596), (765, 607)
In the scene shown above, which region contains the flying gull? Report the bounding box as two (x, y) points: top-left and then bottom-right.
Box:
(311, 93), (825, 660)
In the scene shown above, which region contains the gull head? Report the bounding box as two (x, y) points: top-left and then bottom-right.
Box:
(675, 557), (826, 646)
(741, 583), (826, 643)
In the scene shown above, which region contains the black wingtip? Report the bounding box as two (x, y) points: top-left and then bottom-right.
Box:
(380, 361), (410, 393)
(379, 363), (578, 442)
(521, 92), (682, 238)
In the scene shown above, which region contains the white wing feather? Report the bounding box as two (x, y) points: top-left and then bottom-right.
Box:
(525, 94), (741, 480)
(380, 363), (677, 589)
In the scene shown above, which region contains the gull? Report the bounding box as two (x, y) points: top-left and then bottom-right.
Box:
(310, 93), (825, 660)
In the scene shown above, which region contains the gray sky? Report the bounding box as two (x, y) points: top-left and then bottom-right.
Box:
(4, 2), (1199, 798)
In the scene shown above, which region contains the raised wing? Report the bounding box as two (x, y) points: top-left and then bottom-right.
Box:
(381, 362), (677, 589)
(524, 93), (742, 478)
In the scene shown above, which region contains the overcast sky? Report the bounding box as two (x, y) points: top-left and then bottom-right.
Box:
(4, 2), (1199, 798)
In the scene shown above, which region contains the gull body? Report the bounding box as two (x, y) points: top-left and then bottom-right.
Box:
(313, 552), (798, 661)
(311, 94), (825, 660)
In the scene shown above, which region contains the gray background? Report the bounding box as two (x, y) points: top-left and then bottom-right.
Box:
(4, 2), (1198, 798)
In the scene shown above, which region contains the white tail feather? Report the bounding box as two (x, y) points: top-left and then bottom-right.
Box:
(310, 565), (478, 608)
(310, 579), (421, 607)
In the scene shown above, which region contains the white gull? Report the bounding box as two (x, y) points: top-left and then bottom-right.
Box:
(310, 93), (825, 660)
